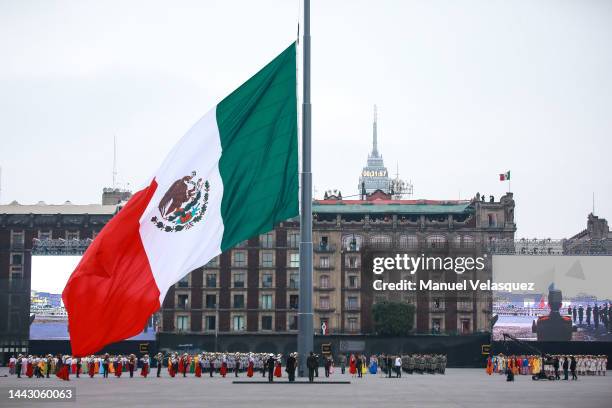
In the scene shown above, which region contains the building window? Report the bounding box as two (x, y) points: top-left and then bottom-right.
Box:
(319, 256), (330, 268)
(205, 316), (216, 331)
(462, 235), (475, 248)
(233, 294), (245, 309)
(432, 318), (442, 334)
(232, 315), (245, 331)
(176, 316), (189, 331)
(233, 251), (247, 267)
(318, 236), (329, 250)
(347, 296), (359, 309)
(260, 232), (274, 248)
(461, 318), (471, 334)
(370, 234), (391, 248)
(319, 296), (330, 310)
(177, 294), (189, 310)
(348, 275), (359, 288)
(289, 253), (300, 268)
(346, 255), (359, 268)
(233, 272), (245, 288)
(261, 315), (273, 330)
(289, 272), (299, 289)
(343, 235), (362, 251)
(432, 297), (444, 310)
(289, 315), (298, 330)
(177, 275), (189, 288)
(38, 230), (52, 240)
(261, 251), (274, 267)
(458, 297), (472, 311)
(319, 275), (330, 289)
(288, 232), (300, 248)
(289, 295), (299, 310)
(10, 253), (23, 265)
(206, 273), (217, 288)
(262, 272), (273, 288)
(10, 231), (24, 246)
(426, 234), (447, 249)
(206, 257), (219, 267)
(205, 294), (217, 309)
(399, 235), (418, 249)
(347, 317), (358, 332)
(66, 230), (79, 240)
(488, 214), (497, 227)
(261, 294), (273, 309)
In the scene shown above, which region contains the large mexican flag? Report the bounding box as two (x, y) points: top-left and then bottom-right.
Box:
(63, 43), (298, 356)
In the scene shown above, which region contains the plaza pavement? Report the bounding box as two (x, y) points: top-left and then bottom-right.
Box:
(0, 367), (611, 408)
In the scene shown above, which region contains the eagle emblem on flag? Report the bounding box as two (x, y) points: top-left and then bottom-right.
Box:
(150, 171), (209, 232)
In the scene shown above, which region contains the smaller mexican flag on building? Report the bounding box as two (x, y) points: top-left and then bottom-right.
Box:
(499, 171), (511, 181)
(63, 43), (298, 356)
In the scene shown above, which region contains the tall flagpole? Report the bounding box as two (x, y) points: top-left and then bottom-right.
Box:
(298, 0), (314, 378)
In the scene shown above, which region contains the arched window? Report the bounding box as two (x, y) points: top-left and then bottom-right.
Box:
(370, 234), (392, 249)
(426, 234), (447, 249)
(342, 234), (362, 251)
(462, 235), (475, 248)
(399, 235), (418, 249)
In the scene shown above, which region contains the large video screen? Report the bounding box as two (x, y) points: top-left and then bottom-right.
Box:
(492, 255), (612, 341)
(30, 256), (156, 341)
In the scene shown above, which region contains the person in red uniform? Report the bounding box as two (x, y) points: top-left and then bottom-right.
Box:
(141, 355), (150, 378)
(274, 355), (282, 378)
(26, 356), (33, 378)
(88, 356), (96, 378)
(168, 355), (176, 378)
(349, 354), (357, 377)
(115, 356), (123, 378)
(220, 354), (228, 377)
(247, 354), (254, 378)
(195, 355), (202, 378)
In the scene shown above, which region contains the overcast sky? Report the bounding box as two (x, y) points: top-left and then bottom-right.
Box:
(0, 0), (610, 239)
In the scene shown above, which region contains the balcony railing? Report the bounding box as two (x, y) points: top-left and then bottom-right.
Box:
(32, 238), (92, 255)
(314, 244), (336, 253)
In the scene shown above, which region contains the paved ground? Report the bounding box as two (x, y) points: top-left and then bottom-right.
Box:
(1, 368), (611, 408)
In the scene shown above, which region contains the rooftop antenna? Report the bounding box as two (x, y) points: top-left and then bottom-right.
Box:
(113, 134), (118, 188)
(0, 165), (2, 204)
(592, 192), (595, 214)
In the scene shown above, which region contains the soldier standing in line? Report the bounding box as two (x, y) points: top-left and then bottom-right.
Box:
(128, 354), (136, 378)
(286, 352), (297, 382)
(307, 352), (318, 383)
(155, 353), (163, 378)
(266, 354), (276, 383)
(578, 305), (584, 324)
(586, 304), (592, 326)
(593, 304), (600, 329)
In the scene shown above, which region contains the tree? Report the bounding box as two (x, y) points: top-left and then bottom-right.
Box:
(372, 301), (415, 336)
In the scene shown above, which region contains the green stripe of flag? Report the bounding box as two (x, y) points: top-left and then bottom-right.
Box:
(216, 43), (298, 251)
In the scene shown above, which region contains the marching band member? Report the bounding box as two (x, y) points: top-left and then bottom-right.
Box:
(141, 354), (150, 378)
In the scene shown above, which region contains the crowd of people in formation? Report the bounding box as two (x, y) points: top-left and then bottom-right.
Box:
(7, 351), (447, 381)
(485, 354), (608, 381)
(567, 304), (612, 332)
(338, 353), (446, 378)
(7, 354), (149, 380)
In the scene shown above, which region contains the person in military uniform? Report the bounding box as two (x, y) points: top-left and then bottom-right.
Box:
(265, 354), (276, 382)
(306, 352), (318, 383)
(286, 352), (297, 382)
(155, 353), (163, 378)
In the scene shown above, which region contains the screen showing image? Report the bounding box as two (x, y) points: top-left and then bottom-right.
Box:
(492, 255), (612, 342)
(30, 256), (156, 341)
